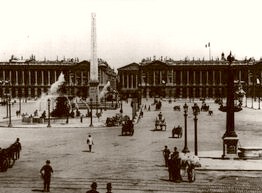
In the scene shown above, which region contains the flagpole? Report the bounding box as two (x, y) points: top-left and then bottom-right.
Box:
(209, 44), (211, 60)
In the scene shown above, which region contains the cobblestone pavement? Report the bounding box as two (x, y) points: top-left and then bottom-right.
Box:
(0, 98), (262, 192)
(1, 171), (262, 193)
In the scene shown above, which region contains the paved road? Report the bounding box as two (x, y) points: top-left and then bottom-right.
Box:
(0, 98), (262, 192)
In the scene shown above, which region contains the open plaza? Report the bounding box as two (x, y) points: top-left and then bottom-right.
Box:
(0, 97), (262, 193)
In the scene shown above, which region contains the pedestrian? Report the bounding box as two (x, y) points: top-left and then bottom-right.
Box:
(106, 182), (112, 193)
(40, 160), (53, 192)
(162, 145), (170, 167)
(172, 147), (179, 158)
(87, 134), (94, 152)
(173, 152), (182, 183)
(86, 182), (99, 193)
(14, 138), (22, 160)
(168, 154), (175, 181)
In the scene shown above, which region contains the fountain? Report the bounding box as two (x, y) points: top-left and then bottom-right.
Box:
(35, 72), (71, 118)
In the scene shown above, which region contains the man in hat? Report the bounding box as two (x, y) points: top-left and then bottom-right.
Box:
(86, 182), (99, 193)
(106, 182), (112, 193)
(13, 138), (22, 159)
(40, 160), (53, 192)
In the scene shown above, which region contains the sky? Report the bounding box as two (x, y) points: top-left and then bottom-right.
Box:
(0, 0), (262, 69)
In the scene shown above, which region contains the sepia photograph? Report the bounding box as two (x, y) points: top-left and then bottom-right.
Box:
(0, 0), (262, 192)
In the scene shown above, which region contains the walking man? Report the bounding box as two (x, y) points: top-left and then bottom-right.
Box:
(14, 138), (22, 160)
(40, 160), (53, 192)
(162, 145), (171, 167)
(87, 134), (94, 152)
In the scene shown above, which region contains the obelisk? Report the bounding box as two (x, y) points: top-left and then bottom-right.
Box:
(89, 13), (99, 103)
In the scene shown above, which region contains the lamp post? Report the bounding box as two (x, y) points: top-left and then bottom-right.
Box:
(120, 99), (123, 114)
(89, 98), (93, 127)
(19, 97), (21, 113)
(8, 95), (12, 127)
(193, 105), (199, 156)
(182, 102), (190, 153)
(6, 94), (8, 118)
(47, 98), (51, 127)
(104, 96), (107, 111)
(96, 95), (98, 114)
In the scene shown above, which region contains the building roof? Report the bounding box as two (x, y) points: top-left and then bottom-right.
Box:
(117, 62), (140, 71)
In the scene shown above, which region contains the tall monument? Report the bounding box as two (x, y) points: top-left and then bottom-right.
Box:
(89, 13), (99, 102)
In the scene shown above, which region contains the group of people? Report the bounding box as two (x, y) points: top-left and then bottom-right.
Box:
(163, 146), (183, 183)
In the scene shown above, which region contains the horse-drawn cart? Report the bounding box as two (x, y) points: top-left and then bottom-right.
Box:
(106, 113), (122, 127)
(155, 117), (166, 131)
(172, 126), (182, 138)
(121, 119), (134, 136)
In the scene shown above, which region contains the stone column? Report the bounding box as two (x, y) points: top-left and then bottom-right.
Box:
(180, 71), (183, 85)
(35, 71), (37, 85)
(131, 74), (133, 88)
(122, 74), (124, 87)
(193, 71), (196, 85)
(9, 71), (12, 85)
(48, 71), (50, 85)
(135, 74), (138, 88)
(81, 71), (83, 86)
(200, 71), (202, 85)
(160, 71), (162, 84)
(22, 71), (25, 85)
(28, 71), (31, 85)
(213, 70), (215, 85)
(173, 70), (176, 85)
(219, 71), (222, 85)
(127, 74), (129, 88)
(239, 70), (241, 81)
(16, 71), (18, 85)
(206, 71), (209, 85)
(187, 71), (189, 85)
(54, 71), (57, 82)
(153, 71), (155, 86)
(41, 71), (44, 85)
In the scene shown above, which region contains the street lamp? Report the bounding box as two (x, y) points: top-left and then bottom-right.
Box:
(47, 98), (51, 127)
(89, 98), (93, 127)
(96, 95), (98, 114)
(120, 99), (123, 114)
(8, 95), (12, 127)
(182, 102), (190, 153)
(193, 104), (199, 156)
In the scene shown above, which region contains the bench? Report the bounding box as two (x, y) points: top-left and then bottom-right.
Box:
(238, 147), (262, 159)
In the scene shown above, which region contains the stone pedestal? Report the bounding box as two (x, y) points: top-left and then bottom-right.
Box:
(222, 137), (239, 159)
(89, 80), (99, 102)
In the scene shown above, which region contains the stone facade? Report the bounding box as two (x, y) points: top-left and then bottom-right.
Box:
(117, 59), (262, 99)
(0, 60), (117, 98)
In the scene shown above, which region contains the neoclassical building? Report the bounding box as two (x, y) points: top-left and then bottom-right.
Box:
(0, 58), (117, 99)
(117, 58), (262, 99)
